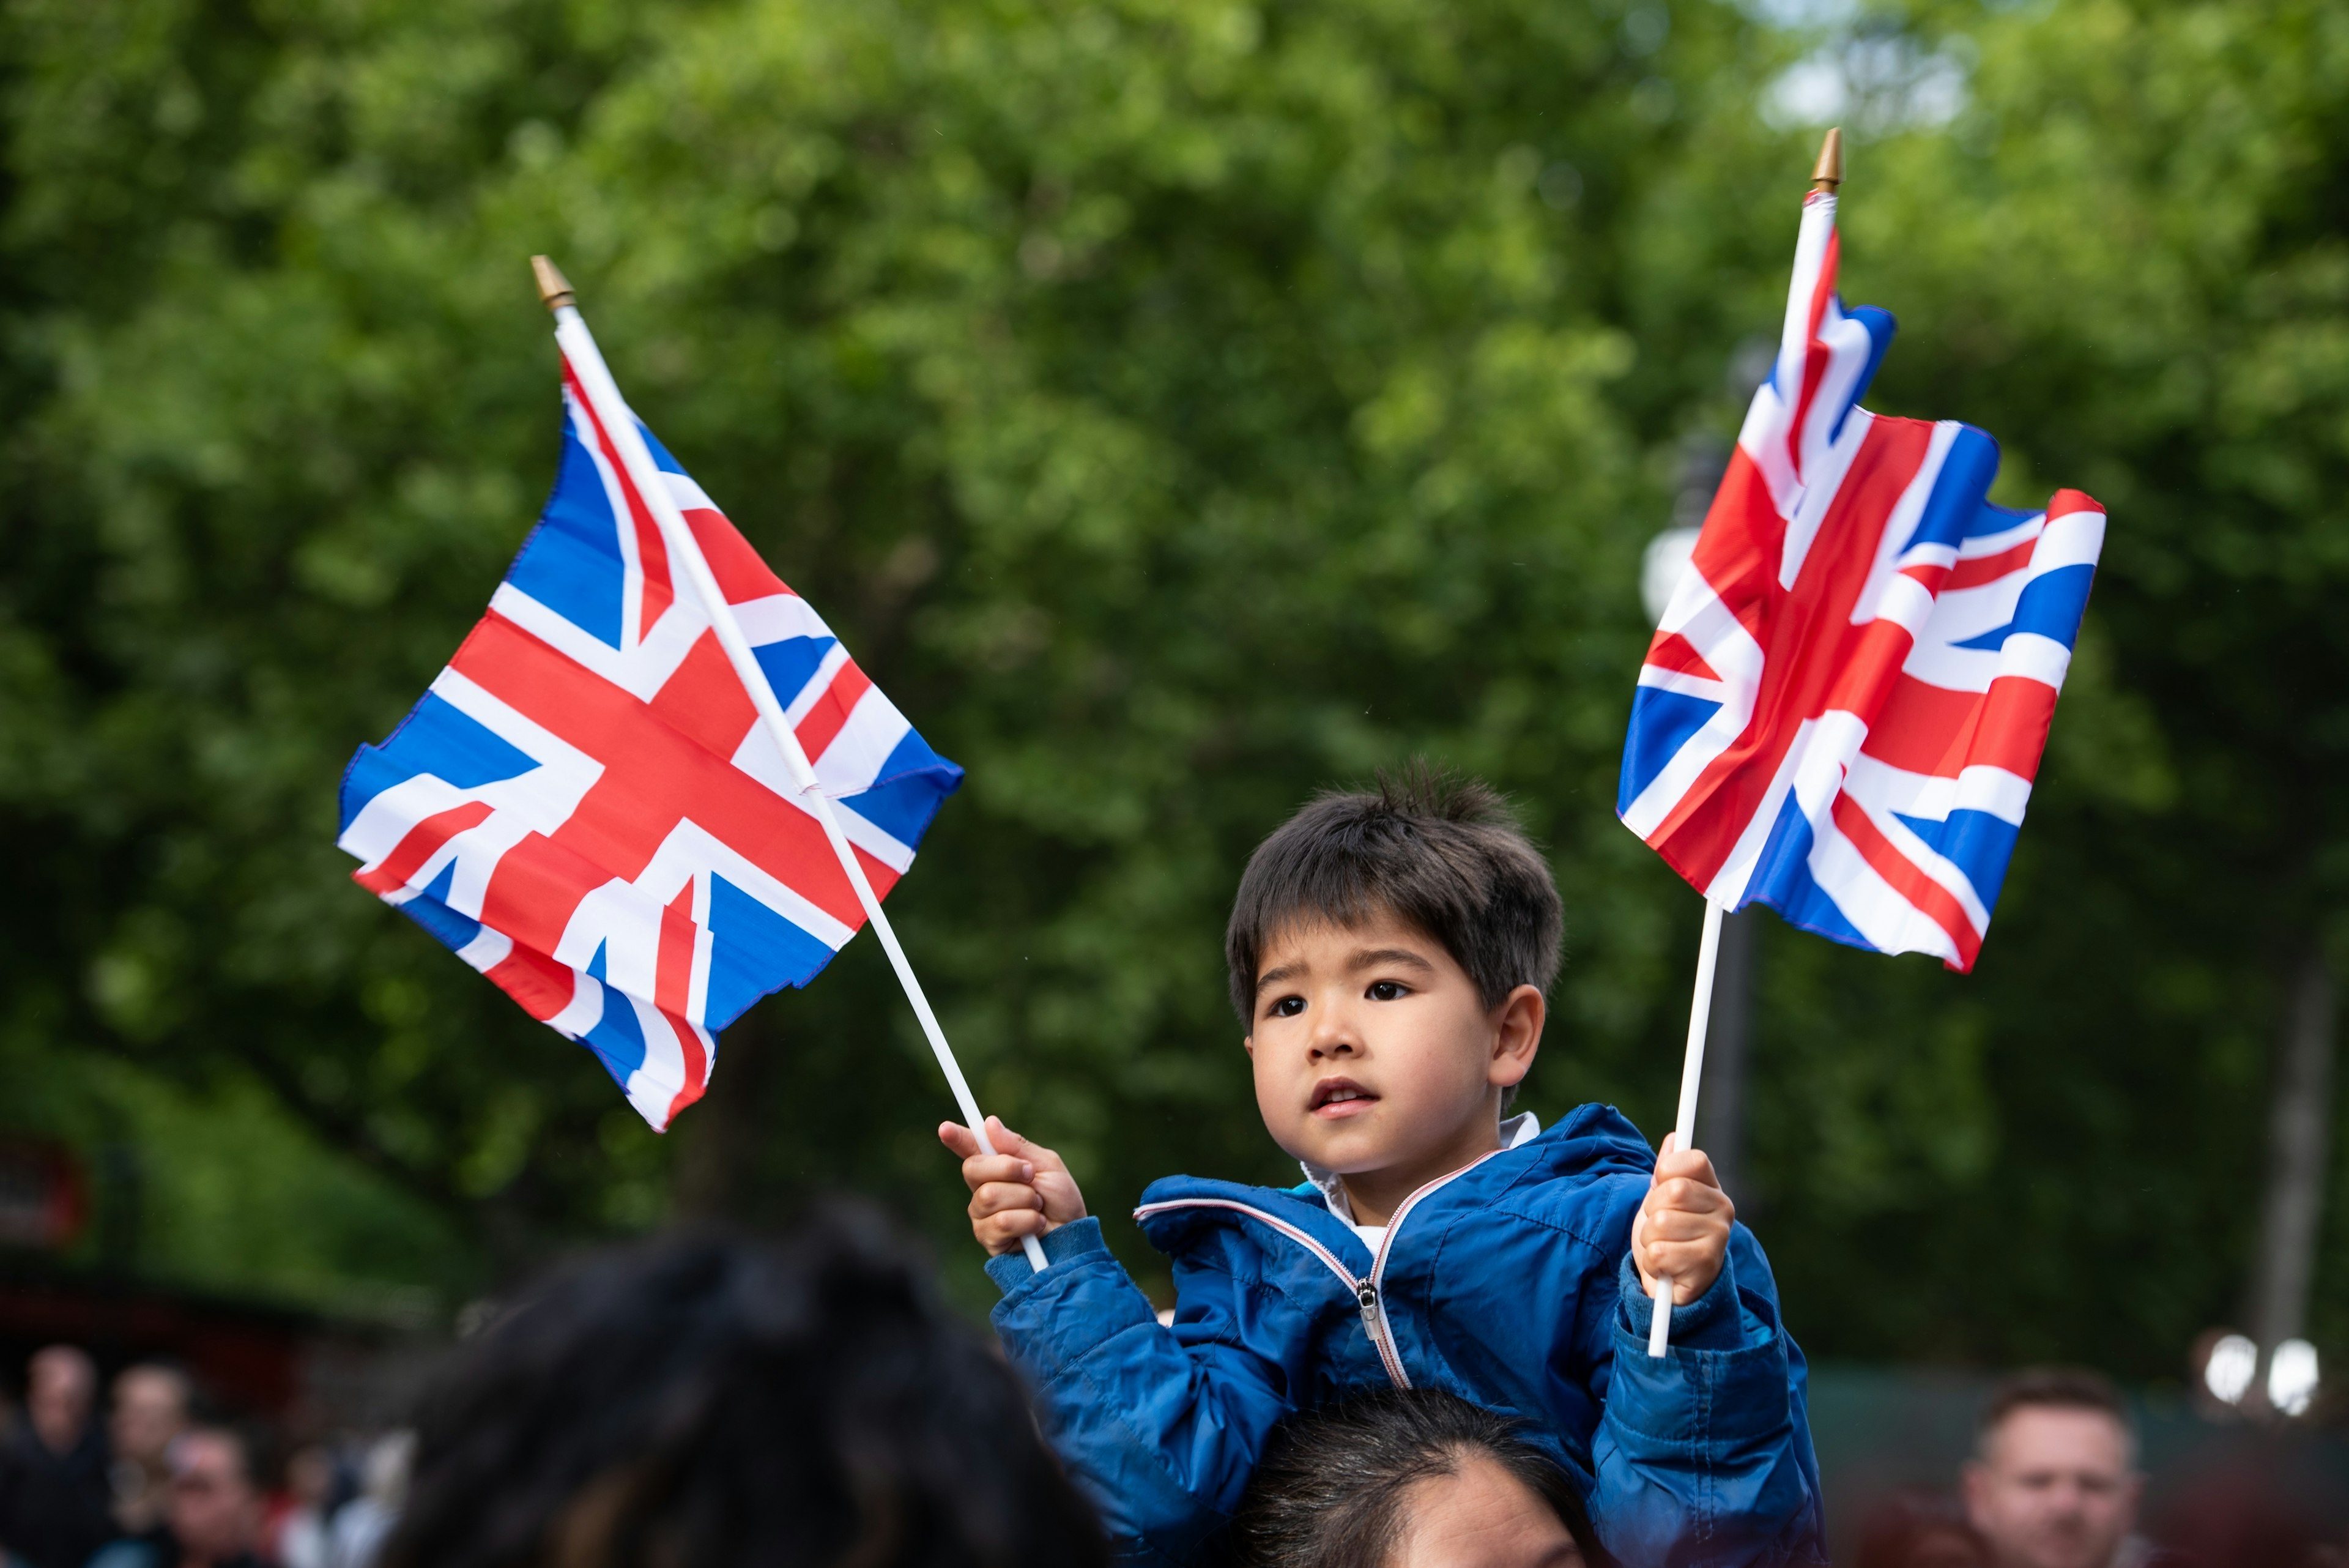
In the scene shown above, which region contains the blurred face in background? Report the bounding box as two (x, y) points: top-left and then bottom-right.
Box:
(28, 1344), (97, 1455)
(1964, 1406), (2138, 1568)
(169, 1430), (260, 1565)
(113, 1365), (193, 1470)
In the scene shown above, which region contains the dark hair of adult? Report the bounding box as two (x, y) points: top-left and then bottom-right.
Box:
(1225, 1388), (1606, 1568)
(1225, 764), (1564, 1025)
(1975, 1366), (2130, 1449)
(379, 1203), (1106, 1568)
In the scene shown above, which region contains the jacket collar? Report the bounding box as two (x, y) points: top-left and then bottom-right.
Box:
(1298, 1112), (1543, 1225)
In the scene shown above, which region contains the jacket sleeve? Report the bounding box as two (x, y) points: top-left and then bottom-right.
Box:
(986, 1219), (1309, 1566)
(1587, 1226), (1828, 1567)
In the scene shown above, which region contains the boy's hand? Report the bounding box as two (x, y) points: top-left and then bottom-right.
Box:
(938, 1115), (1088, 1257)
(1631, 1134), (1735, 1306)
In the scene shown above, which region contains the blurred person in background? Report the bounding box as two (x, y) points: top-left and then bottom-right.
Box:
(379, 1203), (1105, 1568)
(1225, 1388), (1601, 1568)
(1858, 1490), (1992, 1568)
(109, 1364), (195, 1543)
(327, 1433), (409, 1568)
(268, 1444), (344, 1568)
(0, 1345), (115, 1568)
(1963, 1369), (2157, 1568)
(90, 1426), (266, 1568)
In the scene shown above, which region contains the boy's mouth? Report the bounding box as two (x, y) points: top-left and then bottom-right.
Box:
(1309, 1077), (1379, 1119)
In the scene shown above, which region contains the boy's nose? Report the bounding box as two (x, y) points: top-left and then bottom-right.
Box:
(1306, 1013), (1359, 1058)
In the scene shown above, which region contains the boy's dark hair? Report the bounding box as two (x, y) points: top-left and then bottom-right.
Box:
(382, 1203), (1106, 1568)
(1225, 765), (1563, 1024)
(1226, 1388), (1606, 1568)
(1975, 1366), (2132, 1455)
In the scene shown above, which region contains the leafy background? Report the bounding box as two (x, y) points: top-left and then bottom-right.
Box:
(0, 0), (2343, 1388)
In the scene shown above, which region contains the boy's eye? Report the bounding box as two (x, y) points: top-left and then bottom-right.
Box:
(1367, 981), (1409, 1002)
(1269, 995), (1305, 1018)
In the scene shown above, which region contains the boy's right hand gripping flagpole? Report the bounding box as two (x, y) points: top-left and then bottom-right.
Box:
(1645, 127), (1844, 1358)
(530, 256), (1050, 1276)
(1649, 897), (1726, 1356)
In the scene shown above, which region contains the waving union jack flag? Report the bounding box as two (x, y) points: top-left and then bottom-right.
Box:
(338, 368), (962, 1128)
(1619, 187), (2104, 971)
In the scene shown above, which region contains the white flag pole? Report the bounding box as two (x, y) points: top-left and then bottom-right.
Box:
(533, 257), (1050, 1274)
(1646, 130), (1839, 1356)
(1647, 896), (1724, 1357)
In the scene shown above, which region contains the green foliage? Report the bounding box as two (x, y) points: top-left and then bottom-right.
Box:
(0, 0), (2340, 1381)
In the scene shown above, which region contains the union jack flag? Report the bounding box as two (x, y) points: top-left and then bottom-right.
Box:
(1619, 187), (2104, 971)
(338, 366), (962, 1129)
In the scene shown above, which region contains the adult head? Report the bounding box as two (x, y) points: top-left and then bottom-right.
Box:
(1963, 1368), (2139, 1568)
(113, 1361), (195, 1470)
(26, 1343), (97, 1455)
(169, 1426), (264, 1566)
(381, 1203), (1105, 1568)
(1228, 1388), (1600, 1568)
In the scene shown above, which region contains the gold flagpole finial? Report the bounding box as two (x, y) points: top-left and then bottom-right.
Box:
(1811, 127), (1844, 194)
(531, 255), (576, 312)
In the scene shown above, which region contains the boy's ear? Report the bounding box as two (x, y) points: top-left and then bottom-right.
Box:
(1488, 984), (1545, 1087)
(1241, 1035), (1255, 1058)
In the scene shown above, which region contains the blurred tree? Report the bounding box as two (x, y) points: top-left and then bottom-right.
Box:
(0, 0), (1788, 1295)
(0, 0), (2337, 1385)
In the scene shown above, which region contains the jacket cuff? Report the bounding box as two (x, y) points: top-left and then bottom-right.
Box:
(1613, 1248), (1747, 1351)
(984, 1216), (1111, 1294)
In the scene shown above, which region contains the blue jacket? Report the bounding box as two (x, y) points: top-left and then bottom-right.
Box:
(986, 1104), (1825, 1566)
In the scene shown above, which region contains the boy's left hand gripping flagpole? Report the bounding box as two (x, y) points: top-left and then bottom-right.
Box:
(531, 256), (1050, 1275)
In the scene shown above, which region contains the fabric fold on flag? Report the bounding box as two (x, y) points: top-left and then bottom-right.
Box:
(339, 375), (962, 1129)
(1619, 189), (2104, 972)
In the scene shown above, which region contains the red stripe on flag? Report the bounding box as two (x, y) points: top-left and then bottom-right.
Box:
(1786, 227), (1841, 475)
(1946, 541), (2036, 592)
(2046, 489), (2102, 521)
(1642, 630), (1722, 683)
(1688, 449), (1788, 647)
(353, 801), (494, 896)
(662, 1021), (710, 1126)
(680, 505), (789, 606)
(796, 660), (873, 763)
(1861, 674), (2059, 782)
(484, 940), (580, 1023)
(562, 366), (674, 633)
(1820, 619), (1916, 724)
(655, 883), (698, 1020)
(452, 611), (868, 937)
(653, 882), (709, 1126)
(647, 631), (758, 761)
(1972, 677), (2060, 781)
(1830, 792), (1983, 971)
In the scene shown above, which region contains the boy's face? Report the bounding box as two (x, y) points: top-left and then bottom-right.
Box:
(1244, 912), (1543, 1186)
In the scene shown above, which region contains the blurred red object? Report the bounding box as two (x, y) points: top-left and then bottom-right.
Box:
(2153, 1452), (2333, 1568)
(0, 1140), (85, 1252)
(1858, 1490), (1993, 1568)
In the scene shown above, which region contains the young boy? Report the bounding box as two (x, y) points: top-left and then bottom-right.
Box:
(940, 775), (1825, 1566)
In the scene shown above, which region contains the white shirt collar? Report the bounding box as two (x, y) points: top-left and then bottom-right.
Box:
(1302, 1112), (1542, 1225)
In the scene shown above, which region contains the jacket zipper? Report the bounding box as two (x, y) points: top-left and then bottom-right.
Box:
(1134, 1149), (1507, 1392)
